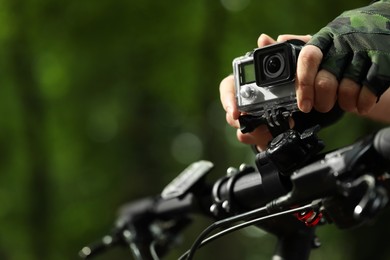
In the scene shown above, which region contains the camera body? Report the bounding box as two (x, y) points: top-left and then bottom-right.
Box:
(233, 41), (303, 119)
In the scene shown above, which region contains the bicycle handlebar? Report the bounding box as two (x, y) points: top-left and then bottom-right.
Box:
(80, 126), (390, 260)
(374, 127), (390, 161)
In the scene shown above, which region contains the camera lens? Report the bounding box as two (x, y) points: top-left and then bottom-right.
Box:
(263, 53), (285, 79)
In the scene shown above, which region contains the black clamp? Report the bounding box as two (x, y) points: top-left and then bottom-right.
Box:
(210, 165), (255, 217)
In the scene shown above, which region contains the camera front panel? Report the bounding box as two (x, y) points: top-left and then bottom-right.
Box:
(254, 43), (294, 87)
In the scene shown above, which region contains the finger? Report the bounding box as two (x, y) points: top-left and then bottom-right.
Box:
(296, 45), (323, 113)
(313, 69), (338, 112)
(236, 118), (294, 151)
(343, 51), (370, 83)
(365, 88), (390, 122)
(276, 34), (312, 43)
(357, 86), (377, 115)
(219, 75), (240, 120)
(236, 125), (272, 150)
(338, 78), (360, 112)
(226, 112), (240, 129)
(257, 34), (277, 47)
(364, 54), (390, 97)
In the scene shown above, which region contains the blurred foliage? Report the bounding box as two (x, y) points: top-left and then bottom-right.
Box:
(0, 0), (389, 259)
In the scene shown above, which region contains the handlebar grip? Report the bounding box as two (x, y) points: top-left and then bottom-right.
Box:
(374, 127), (390, 161)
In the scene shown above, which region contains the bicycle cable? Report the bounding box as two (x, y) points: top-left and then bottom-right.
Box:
(180, 203), (314, 260)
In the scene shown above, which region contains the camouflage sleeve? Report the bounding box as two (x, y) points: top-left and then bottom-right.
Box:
(307, 0), (390, 97)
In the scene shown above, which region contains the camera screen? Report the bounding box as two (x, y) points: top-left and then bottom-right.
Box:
(242, 62), (256, 84)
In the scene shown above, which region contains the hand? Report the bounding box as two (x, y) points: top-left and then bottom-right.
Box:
(221, 2), (390, 151)
(220, 34), (311, 151)
(298, 0), (390, 115)
(296, 45), (378, 114)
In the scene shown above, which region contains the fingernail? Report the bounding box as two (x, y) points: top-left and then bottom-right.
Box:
(300, 100), (312, 113)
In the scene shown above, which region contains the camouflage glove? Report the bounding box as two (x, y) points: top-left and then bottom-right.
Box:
(308, 0), (390, 97)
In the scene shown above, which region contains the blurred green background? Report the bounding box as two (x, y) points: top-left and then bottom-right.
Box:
(1, 0), (389, 259)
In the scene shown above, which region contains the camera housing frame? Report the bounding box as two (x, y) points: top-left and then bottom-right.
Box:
(233, 42), (302, 119)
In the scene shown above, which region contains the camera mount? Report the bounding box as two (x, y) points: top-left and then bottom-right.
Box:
(238, 108), (291, 137)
